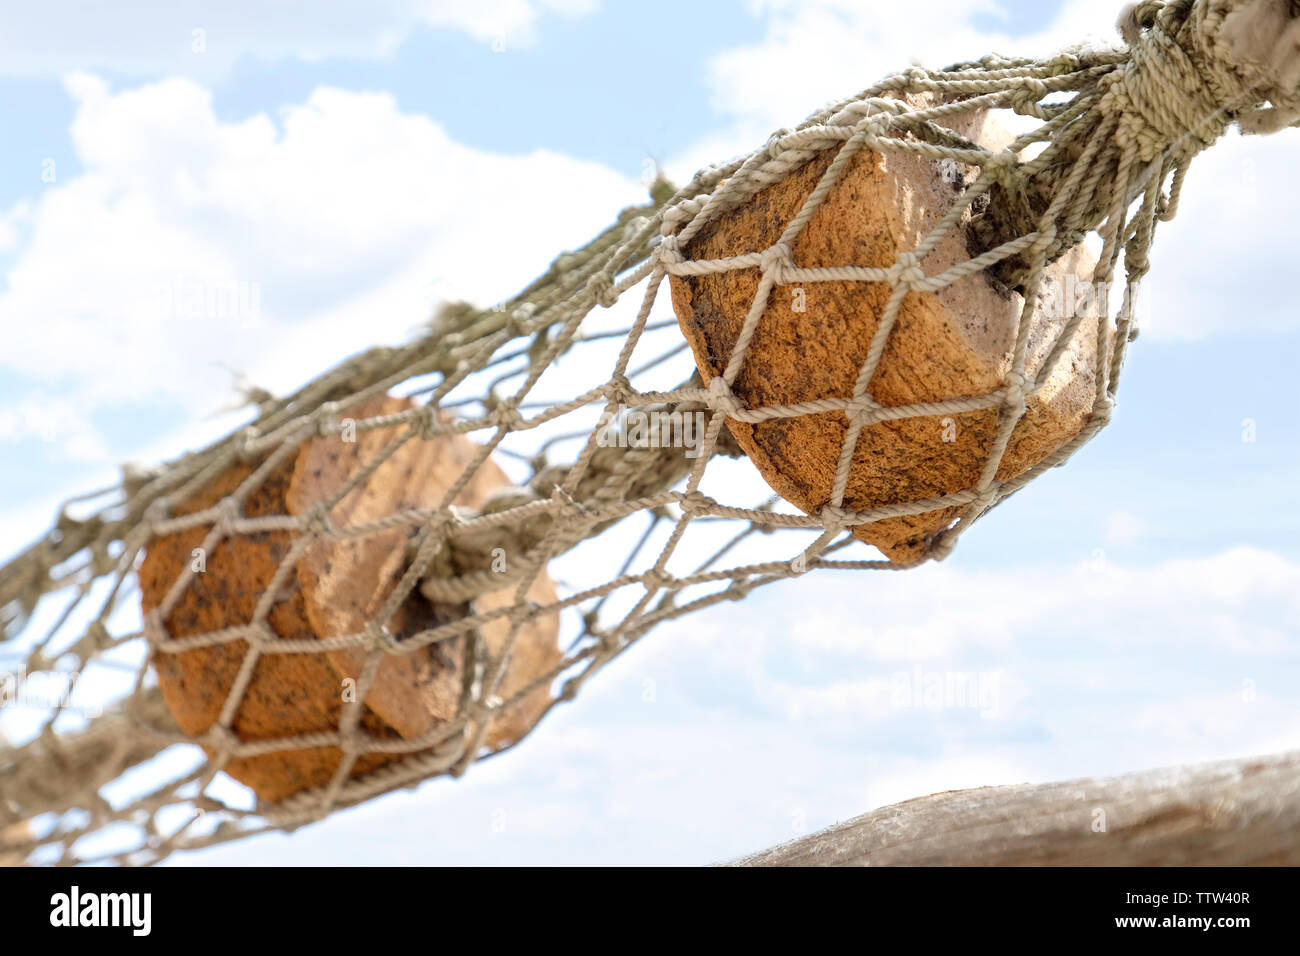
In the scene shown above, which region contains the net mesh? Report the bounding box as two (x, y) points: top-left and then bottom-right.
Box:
(1, 0), (1294, 865)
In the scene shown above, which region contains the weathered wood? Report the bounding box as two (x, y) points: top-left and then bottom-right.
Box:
(728, 751), (1300, 866)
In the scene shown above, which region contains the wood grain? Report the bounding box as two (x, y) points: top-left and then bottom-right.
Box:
(728, 751), (1300, 866)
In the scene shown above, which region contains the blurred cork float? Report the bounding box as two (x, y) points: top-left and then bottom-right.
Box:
(670, 95), (1109, 563)
(139, 394), (559, 803)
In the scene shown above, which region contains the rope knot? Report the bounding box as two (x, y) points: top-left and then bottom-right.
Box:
(436, 506), (468, 538)
(605, 373), (634, 405)
(548, 484), (584, 522)
(141, 608), (168, 647)
(489, 399), (523, 431)
(364, 620), (395, 654)
(417, 404), (441, 441)
(304, 502), (334, 538)
(706, 376), (745, 417)
(680, 491), (712, 516)
(588, 272), (619, 308)
(642, 569), (675, 592)
(819, 504), (855, 531)
(1003, 370), (1035, 410)
(760, 243), (794, 282)
(213, 496), (241, 533)
(1016, 77), (1049, 104)
(971, 485), (1000, 512)
(888, 252), (926, 288)
(985, 149), (1020, 171)
(846, 396), (881, 429)
(1049, 51), (1082, 72)
(201, 725), (240, 754)
(656, 233), (684, 267)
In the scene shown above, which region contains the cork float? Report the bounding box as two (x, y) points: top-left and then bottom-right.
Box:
(139, 394), (560, 803)
(669, 95), (1108, 563)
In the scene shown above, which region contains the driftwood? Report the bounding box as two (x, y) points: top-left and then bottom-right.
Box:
(729, 751), (1300, 866)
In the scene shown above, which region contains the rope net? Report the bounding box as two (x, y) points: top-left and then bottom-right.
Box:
(1, 0), (1295, 865)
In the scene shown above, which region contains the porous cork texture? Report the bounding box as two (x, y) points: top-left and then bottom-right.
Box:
(139, 394), (560, 803)
(670, 99), (1105, 562)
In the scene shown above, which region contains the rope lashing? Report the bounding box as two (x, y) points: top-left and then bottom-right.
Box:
(1112, 0), (1300, 163)
(966, 0), (1298, 286)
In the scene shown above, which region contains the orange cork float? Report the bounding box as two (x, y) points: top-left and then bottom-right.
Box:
(139, 394), (559, 802)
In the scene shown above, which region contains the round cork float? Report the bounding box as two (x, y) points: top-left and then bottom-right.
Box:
(139, 394), (559, 803)
(669, 98), (1106, 562)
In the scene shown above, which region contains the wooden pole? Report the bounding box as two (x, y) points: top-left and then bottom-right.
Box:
(728, 750), (1300, 866)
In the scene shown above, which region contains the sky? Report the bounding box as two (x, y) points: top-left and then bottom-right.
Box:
(1, 0), (1299, 866)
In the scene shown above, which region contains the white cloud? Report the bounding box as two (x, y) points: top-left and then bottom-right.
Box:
(1138, 128), (1300, 341)
(1103, 510), (1149, 548)
(0, 72), (643, 454)
(1132, 689), (1300, 757)
(0, 1), (601, 78)
(0, 395), (109, 462)
(556, 544), (1300, 783)
(416, 0), (599, 47)
(770, 545), (1295, 661)
(666, 0), (1121, 179)
(0, 200), (31, 254)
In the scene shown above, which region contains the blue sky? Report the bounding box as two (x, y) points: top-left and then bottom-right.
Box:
(2, 0), (1298, 865)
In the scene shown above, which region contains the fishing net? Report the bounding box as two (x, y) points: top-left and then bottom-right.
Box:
(1, 0), (1296, 865)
